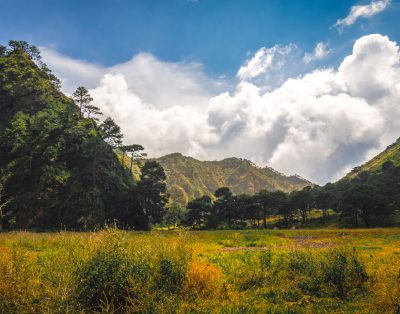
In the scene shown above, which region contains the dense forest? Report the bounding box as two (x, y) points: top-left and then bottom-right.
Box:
(0, 41), (399, 231)
(0, 41), (168, 231)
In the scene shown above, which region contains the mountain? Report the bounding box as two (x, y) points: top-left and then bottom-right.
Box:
(155, 153), (312, 204)
(343, 137), (400, 180)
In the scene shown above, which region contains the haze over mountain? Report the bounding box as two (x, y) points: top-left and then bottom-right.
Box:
(155, 153), (311, 204)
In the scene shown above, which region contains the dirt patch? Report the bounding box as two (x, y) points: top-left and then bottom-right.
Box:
(220, 247), (271, 252)
(219, 237), (336, 252)
(292, 238), (335, 249)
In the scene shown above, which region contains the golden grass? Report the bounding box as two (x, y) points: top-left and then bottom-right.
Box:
(0, 228), (399, 313)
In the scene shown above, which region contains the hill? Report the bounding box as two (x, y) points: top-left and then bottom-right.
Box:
(0, 41), (165, 230)
(155, 153), (312, 204)
(343, 137), (400, 180)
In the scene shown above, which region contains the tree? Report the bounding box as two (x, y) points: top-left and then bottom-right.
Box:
(162, 202), (186, 228)
(255, 190), (273, 228)
(8, 40), (42, 62)
(135, 161), (169, 229)
(214, 187), (234, 227)
(123, 144), (146, 174)
(277, 192), (295, 224)
(84, 104), (103, 120)
(184, 195), (213, 229)
(0, 45), (6, 56)
(236, 194), (258, 227)
(313, 184), (337, 219)
(339, 184), (390, 227)
(291, 186), (313, 223)
(99, 117), (123, 148)
(72, 86), (94, 119)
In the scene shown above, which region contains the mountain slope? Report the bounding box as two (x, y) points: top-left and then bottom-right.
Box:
(344, 137), (400, 180)
(155, 153), (312, 204)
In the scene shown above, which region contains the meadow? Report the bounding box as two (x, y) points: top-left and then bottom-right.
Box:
(0, 228), (399, 313)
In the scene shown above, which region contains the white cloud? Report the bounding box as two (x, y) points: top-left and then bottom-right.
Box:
(334, 0), (391, 30)
(237, 45), (295, 81)
(303, 42), (330, 63)
(42, 34), (400, 184)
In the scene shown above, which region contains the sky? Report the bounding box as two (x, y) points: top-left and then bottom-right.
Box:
(1, 0), (400, 184)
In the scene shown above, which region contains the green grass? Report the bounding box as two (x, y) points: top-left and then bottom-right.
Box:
(0, 228), (399, 313)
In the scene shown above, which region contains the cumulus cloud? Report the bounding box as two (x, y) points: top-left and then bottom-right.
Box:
(334, 0), (391, 30)
(42, 34), (400, 184)
(41, 48), (223, 107)
(303, 42), (330, 63)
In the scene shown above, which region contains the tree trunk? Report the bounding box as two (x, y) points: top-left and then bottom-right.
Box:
(130, 154), (134, 174)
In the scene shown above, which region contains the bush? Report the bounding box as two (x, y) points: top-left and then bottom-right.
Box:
(323, 249), (368, 299)
(156, 256), (187, 292)
(73, 242), (133, 308)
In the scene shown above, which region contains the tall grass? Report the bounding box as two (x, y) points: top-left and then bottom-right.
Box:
(0, 229), (399, 313)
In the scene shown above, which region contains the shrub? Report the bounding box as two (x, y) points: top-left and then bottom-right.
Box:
(74, 242), (132, 308)
(156, 256), (187, 292)
(323, 249), (368, 299)
(259, 250), (272, 268)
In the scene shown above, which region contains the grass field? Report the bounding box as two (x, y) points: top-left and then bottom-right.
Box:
(0, 228), (399, 313)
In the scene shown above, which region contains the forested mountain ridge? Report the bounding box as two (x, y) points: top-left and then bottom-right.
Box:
(155, 153), (312, 204)
(343, 137), (400, 180)
(0, 41), (168, 230)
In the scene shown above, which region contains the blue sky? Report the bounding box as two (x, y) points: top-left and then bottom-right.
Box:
(1, 0), (399, 75)
(1, 0), (400, 184)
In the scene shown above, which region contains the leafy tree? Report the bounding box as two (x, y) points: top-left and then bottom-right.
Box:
(72, 86), (94, 119)
(277, 192), (295, 224)
(255, 190), (273, 228)
(184, 195), (213, 229)
(123, 144), (146, 174)
(291, 186), (313, 223)
(8, 40), (42, 62)
(84, 104), (103, 120)
(214, 187), (234, 227)
(162, 202), (186, 228)
(134, 161), (169, 229)
(99, 117), (123, 148)
(339, 184), (390, 227)
(236, 194), (259, 227)
(313, 184), (337, 219)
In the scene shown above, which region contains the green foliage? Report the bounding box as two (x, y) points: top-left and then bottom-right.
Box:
(162, 201), (186, 227)
(99, 116), (123, 148)
(184, 195), (214, 228)
(133, 160), (169, 228)
(156, 256), (187, 292)
(0, 41), (169, 230)
(74, 242), (134, 307)
(324, 249), (368, 299)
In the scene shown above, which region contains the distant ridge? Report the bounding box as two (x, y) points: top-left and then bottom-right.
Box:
(155, 153), (312, 204)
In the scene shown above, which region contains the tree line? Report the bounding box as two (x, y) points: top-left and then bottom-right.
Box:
(0, 41), (168, 231)
(170, 160), (400, 229)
